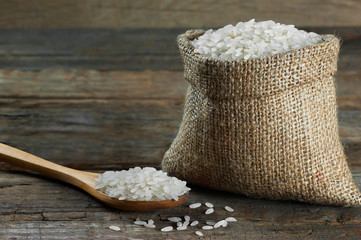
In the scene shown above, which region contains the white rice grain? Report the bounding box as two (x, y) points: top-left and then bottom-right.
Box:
(205, 202), (213, 208)
(190, 220), (199, 226)
(134, 221), (146, 225)
(109, 225), (120, 231)
(189, 203), (202, 209)
(225, 217), (237, 222)
(144, 223), (156, 229)
(214, 220), (227, 228)
(206, 220), (216, 226)
(167, 217), (182, 222)
(161, 226), (173, 232)
(177, 226), (187, 230)
(202, 225), (214, 230)
(205, 208), (214, 214)
(195, 231), (204, 236)
(225, 206), (234, 212)
(184, 215), (190, 222)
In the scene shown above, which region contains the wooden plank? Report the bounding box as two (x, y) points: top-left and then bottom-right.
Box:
(0, 70), (187, 170)
(0, 28), (359, 70)
(0, 65), (359, 170)
(0, 170), (361, 239)
(0, 28), (183, 71)
(0, 34), (359, 240)
(0, 0), (360, 29)
(0, 98), (360, 170)
(0, 98), (184, 170)
(0, 70), (186, 99)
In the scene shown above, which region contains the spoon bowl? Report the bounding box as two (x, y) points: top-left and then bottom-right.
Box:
(0, 143), (189, 211)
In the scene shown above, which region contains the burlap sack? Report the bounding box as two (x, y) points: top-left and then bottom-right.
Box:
(162, 30), (361, 206)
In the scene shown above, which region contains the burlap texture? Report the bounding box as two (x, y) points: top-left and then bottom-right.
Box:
(162, 30), (361, 206)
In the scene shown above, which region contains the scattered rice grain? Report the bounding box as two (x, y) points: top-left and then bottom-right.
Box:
(144, 223), (156, 229)
(206, 220), (216, 226)
(161, 226), (173, 232)
(225, 206), (234, 212)
(205, 202), (213, 208)
(195, 231), (204, 236)
(168, 217), (182, 222)
(109, 226), (120, 231)
(190, 220), (199, 226)
(205, 208), (214, 214)
(214, 220), (227, 228)
(189, 203), (202, 208)
(134, 221), (146, 225)
(202, 226), (214, 230)
(225, 217), (237, 222)
(177, 226), (187, 230)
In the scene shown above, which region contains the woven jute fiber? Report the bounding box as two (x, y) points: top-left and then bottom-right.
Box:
(162, 29), (361, 206)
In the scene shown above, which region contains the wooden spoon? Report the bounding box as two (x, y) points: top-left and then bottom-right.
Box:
(0, 143), (188, 211)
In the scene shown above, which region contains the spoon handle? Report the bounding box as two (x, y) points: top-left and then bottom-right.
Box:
(0, 143), (189, 211)
(0, 143), (87, 185)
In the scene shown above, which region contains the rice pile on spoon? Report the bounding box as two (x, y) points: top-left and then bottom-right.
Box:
(95, 167), (190, 201)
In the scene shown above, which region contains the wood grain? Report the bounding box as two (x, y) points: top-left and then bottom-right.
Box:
(0, 28), (359, 70)
(0, 70), (186, 99)
(0, 143), (189, 211)
(0, 0), (360, 29)
(0, 70), (188, 170)
(0, 98), (184, 170)
(0, 171), (361, 239)
(0, 28), (182, 71)
(0, 26), (360, 239)
(0, 62), (360, 170)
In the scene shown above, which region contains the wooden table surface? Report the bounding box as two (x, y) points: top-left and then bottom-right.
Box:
(0, 28), (361, 239)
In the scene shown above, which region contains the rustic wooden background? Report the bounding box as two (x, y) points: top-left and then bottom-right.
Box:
(0, 0), (361, 239)
(0, 0), (360, 29)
